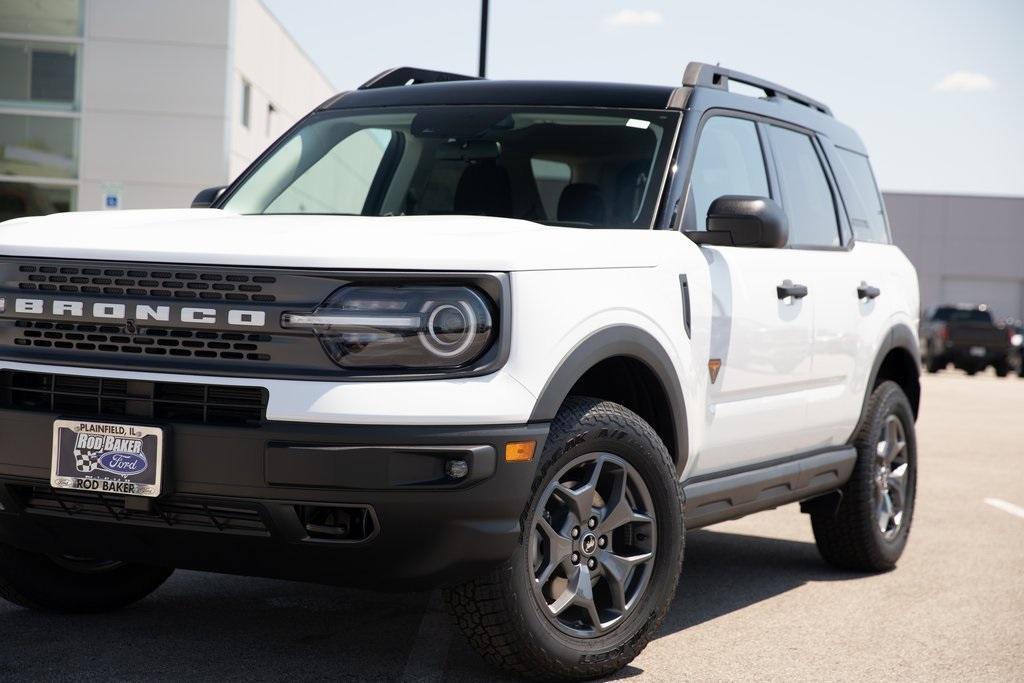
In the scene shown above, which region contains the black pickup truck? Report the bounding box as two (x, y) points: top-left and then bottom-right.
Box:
(922, 304), (1012, 376)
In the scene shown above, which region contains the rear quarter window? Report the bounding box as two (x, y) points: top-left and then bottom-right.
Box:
(834, 148), (890, 243)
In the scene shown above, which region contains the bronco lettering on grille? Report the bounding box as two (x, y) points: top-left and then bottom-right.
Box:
(8, 298), (266, 328)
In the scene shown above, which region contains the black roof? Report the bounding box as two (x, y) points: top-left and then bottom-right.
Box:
(315, 64), (865, 153)
(324, 79), (679, 111)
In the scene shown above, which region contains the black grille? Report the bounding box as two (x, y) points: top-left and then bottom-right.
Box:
(16, 485), (269, 535)
(15, 264), (276, 302)
(13, 320), (272, 362)
(0, 370), (267, 427)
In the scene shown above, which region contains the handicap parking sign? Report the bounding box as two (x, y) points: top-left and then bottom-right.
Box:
(102, 183), (122, 210)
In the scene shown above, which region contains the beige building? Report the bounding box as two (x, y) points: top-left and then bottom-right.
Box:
(0, 0), (334, 219)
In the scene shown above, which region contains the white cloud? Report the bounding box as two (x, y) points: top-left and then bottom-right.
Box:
(932, 71), (995, 92)
(605, 9), (663, 27)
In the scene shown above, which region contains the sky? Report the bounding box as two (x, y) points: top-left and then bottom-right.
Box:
(262, 0), (1024, 196)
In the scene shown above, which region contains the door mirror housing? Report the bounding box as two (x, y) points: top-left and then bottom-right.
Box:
(191, 186), (226, 209)
(689, 195), (788, 248)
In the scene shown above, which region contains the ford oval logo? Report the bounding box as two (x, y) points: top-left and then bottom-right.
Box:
(97, 451), (148, 476)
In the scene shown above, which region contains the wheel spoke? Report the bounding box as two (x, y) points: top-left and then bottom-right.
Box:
(599, 470), (653, 533)
(574, 564), (603, 631)
(876, 492), (893, 533)
(535, 515), (572, 587)
(882, 417), (905, 465)
(599, 549), (653, 612)
(887, 463), (908, 502)
(554, 479), (597, 524)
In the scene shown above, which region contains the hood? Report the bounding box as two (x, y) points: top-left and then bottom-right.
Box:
(0, 209), (671, 271)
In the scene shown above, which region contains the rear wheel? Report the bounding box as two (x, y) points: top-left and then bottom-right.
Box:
(445, 397), (684, 680)
(0, 543), (173, 613)
(811, 381), (917, 572)
(924, 355), (943, 374)
(994, 359), (1009, 377)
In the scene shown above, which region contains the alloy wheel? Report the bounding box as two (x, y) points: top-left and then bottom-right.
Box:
(874, 414), (910, 541)
(528, 452), (657, 638)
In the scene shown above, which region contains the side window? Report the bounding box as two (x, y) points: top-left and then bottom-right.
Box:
(834, 148), (889, 243)
(767, 126), (840, 247)
(689, 117), (769, 230)
(266, 128), (393, 214)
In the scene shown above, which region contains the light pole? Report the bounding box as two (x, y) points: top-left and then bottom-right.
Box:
(478, 0), (489, 78)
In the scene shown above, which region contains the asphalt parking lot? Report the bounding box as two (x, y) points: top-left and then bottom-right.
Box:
(2, 370), (1022, 682)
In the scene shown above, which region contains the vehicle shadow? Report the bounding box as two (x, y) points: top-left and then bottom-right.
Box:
(659, 528), (870, 636)
(0, 529), (871, 682)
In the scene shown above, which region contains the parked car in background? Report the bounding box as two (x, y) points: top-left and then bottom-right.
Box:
(1006, 320), (1024, 377)
(921, 304), (1012, 376)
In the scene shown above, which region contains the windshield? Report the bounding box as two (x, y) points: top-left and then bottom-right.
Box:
(222, 106), (678, 229)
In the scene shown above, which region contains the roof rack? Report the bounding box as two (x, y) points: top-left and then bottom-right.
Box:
(359, 66), (481, 90)
(682, 62), (832, 116)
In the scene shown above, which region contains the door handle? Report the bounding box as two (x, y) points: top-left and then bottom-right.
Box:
(777, 280), (808, 300)
(857, 282), (881, 300)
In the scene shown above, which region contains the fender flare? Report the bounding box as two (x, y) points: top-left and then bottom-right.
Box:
(528, 325), (689, 471)
(861, 322), (921, 420)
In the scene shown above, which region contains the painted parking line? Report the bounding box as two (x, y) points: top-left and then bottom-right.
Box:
(984, 498), (1024, 520)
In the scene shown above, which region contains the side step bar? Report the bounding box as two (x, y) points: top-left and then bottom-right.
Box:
(682, 447), (856, 530)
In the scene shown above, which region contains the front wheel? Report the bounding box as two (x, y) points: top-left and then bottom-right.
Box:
(0, 543), (173, 613)
(445, 397), (684, 680)
(810, 381), (917, 571)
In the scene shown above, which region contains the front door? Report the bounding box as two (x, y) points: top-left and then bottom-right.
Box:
(684, 115), (819, 473)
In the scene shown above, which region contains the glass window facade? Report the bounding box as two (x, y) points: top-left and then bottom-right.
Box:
(0, 39), (79, 109)
(0, 2), (82, 219)
(0, 0), (82, 37)
(0, 112), (78, 178)
(0, 181), (74, 220)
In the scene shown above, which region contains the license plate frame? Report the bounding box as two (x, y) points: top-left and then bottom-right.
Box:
(969, 346), (986, 358)
(51, 419), (164, 498)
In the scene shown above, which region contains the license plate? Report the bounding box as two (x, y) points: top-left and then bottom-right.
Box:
(51, 420), (164, 498)
(969, 346), (986, 357)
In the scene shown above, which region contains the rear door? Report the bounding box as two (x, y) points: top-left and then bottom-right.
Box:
(686, 115), (820, 473)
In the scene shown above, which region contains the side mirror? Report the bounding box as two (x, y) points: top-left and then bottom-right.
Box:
(689, 195), (788, 248)
(191, 186), (226, 209)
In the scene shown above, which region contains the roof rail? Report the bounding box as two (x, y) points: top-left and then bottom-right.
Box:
(682, 62), (832, 116)
(359, 66), (481, 90)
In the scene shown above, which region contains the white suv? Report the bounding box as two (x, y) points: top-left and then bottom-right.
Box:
(0, 64), (920, 680)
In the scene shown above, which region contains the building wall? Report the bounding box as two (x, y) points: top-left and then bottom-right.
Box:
(78, 0), (232, 211)
(0, 0), (335, 219)
(885, 192), (1024, 321)
(227, 0), (334, 181)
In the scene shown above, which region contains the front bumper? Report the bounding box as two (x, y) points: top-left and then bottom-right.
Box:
(0, 409), (548, 589)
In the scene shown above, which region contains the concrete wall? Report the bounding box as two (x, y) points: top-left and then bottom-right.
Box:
(78, 0), (232, 211)
(885, 191), (1024, 321)
(228, 0), (335, 180)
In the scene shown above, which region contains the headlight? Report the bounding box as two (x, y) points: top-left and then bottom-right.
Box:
(282, 285), (495, 370)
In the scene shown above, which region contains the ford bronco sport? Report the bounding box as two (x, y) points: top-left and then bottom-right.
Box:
(0, 64), (920, 680)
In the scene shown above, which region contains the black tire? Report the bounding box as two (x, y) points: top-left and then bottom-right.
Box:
(924, 355), (943, 374)
(445, 397), (684, 681)
(811, 381), (917, 572)
(965, 367), (978, 376)
(994, 359), (1009, 377)
(0, 543), (173, 613)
